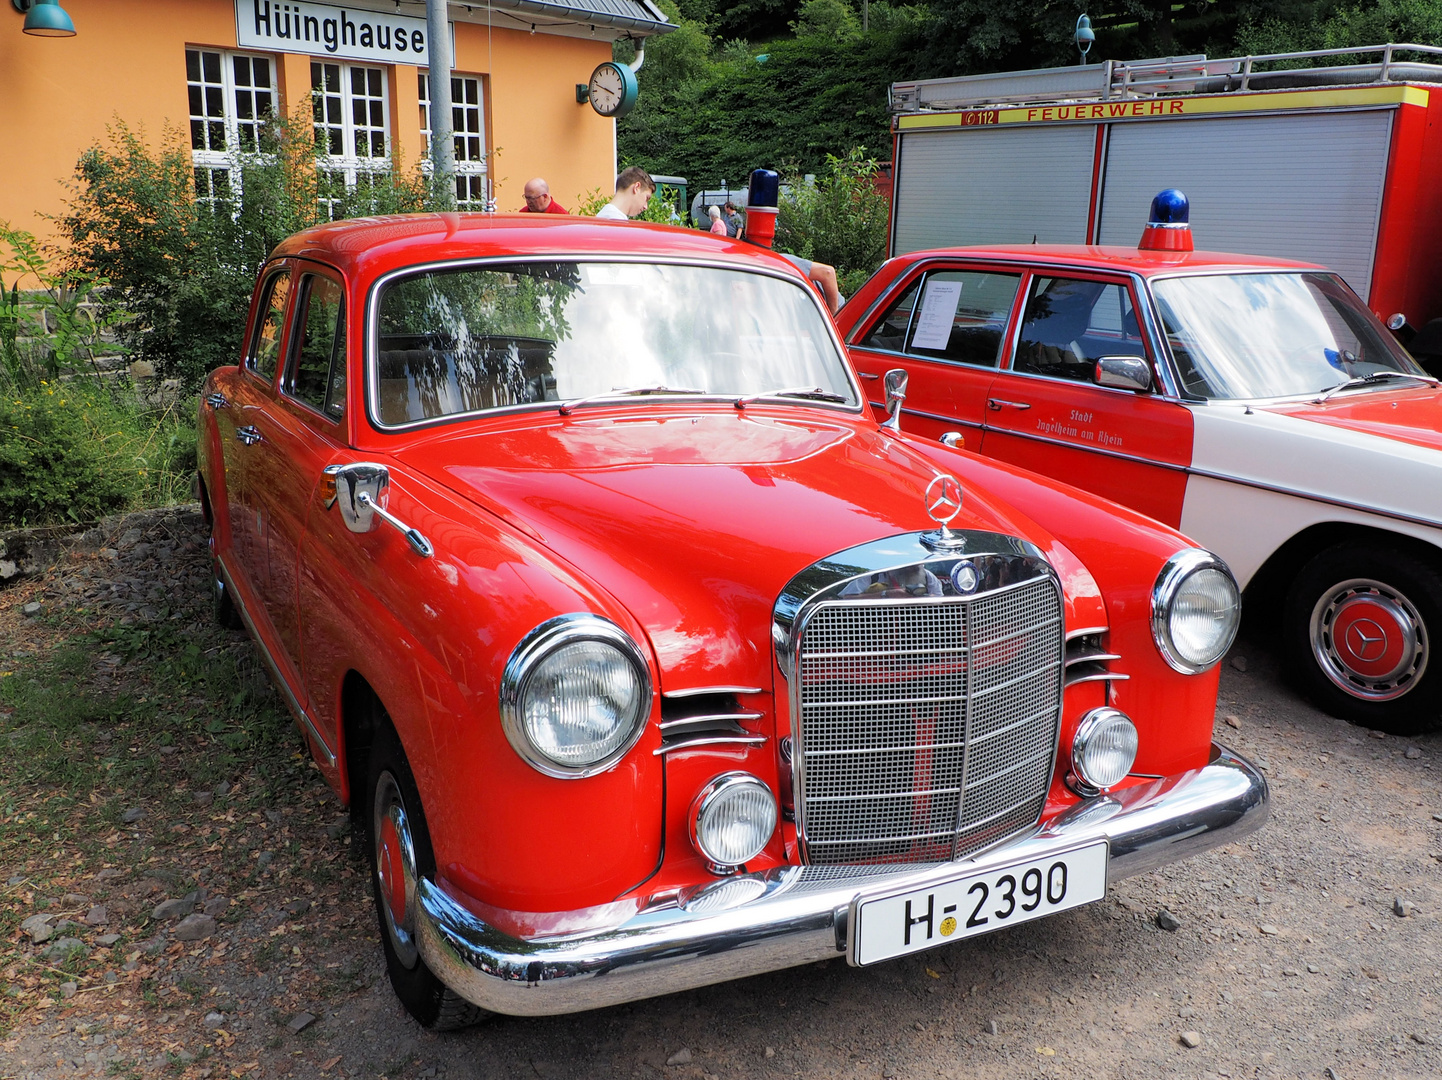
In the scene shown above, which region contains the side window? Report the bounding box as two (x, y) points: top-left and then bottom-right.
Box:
(903, 270), (1020, 367)
(1013, 277), (1145, 383)
(247, 270), (291, 383)
(858, 279), (921, 353)
(285, 275), (346, 421)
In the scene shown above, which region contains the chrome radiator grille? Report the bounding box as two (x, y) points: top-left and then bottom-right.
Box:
(794, 575), (1063, 866)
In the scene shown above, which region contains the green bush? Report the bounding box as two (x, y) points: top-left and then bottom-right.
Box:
(0, 380), (195, 528)
(775, 148), (891, 295)
(60, 117), (445, 393)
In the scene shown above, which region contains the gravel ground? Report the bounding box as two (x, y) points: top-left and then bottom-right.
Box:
(3, 511), (1441, 1080)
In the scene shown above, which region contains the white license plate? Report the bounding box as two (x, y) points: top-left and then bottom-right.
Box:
(850, 841), (1109, 966)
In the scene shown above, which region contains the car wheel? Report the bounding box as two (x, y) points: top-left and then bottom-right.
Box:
(365, 722), (489, 1030)
(1284, 542), (1442, 735)
(209, 540), (243, 630)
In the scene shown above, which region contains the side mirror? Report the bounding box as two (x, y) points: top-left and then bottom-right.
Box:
(1094, 356), (1152, 393)
(327, 462), (390, 534)
(323, 462), (434, 557)
(881, 368), (908, 432)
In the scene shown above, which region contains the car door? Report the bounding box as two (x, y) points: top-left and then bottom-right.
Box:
(978, 270), (1195, 528)
(218, 264), (294, 612)
(847, 265), (1023, 447)
(250, 265), (350, 699)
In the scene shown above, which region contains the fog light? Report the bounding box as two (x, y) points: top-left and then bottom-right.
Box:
(1070, 707), (1138, 793)
(683, 876), (769, 913)
(690, 773), (777, 870)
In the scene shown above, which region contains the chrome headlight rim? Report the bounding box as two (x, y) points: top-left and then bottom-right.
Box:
(1151, 548), (1241, 674)
(689, 772), (778, 870)
(1070, 706), (1139, 793)
(499, 613), (652, 779)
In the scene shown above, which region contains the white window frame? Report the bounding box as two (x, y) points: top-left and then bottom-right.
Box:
(186, 48), (276, 206)
(419, 72), (489, 209)
(311, 61), (391, 219)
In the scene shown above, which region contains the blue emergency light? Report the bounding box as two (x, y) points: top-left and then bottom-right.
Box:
(1139, 189), (1194, 252)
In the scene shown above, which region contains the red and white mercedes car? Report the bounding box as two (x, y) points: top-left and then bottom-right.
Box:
(840, 192), (1442, 735)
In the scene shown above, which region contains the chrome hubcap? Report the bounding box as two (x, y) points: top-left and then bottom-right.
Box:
(1311, 578), (1428, 701)
(372, 771), (420, 969)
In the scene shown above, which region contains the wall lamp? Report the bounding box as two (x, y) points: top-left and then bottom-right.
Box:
(13, 0), (77, 36)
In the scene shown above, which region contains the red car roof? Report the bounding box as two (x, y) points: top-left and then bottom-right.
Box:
(270, 213), (795, 280)
(893, 243), (1327, 275)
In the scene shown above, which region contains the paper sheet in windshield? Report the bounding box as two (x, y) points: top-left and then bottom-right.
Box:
(911, 281), (964, 351)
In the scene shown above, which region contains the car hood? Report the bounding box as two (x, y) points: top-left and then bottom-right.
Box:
(395, 409), (1060, 691)
(1268, 384), (1442, 452)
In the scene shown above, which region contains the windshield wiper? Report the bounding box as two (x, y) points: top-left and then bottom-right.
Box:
(1312, 370), (1441, 405)
(733, 386), (849, 410)
(557, 385), (707, 415)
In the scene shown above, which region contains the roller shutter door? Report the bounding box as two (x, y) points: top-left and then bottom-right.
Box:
(892, 125), (1097, 254)
(1097, 111), (1392, 301)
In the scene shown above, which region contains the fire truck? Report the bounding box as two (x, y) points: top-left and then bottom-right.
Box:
(886, 45), (1442, 351)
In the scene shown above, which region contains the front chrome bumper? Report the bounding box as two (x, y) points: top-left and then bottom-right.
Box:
(416, 743), (1268, 1017)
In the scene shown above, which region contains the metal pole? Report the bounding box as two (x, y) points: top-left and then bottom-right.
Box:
(426, 0), (456, 204)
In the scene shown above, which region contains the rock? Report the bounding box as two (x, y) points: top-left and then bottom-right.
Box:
(193, 791), (214, 807)
(21, 601), (42, 618)
(1307, 964), (1320, 974)
(666, 1048), (693, 1066)
(257, 851), (275, 870)
(96, 934), (121, 947)
(158, 745), (177, 755)
(986, 1020), (999, 1036)
(203, 1012), (225, 1030)
(59, 982), (78, 999)
(1179, 1031), (1202, 1048)
(1406, 746), (1423, 760)
(325, 818), (349, 840)
(173, 914), (216, 941)
(1393, 898), (1414, 918)
(141, 934), (167, 956)
(95, 868), (124, 882)
(62, 893), (90, 907)
(287, 1012), (317, 1033)
(214, 781), (231, 796)
(282, 899), (311, 916)
(117, 528), (143, 550)
(6, 875), (24, 886)
(128, 360), (156, 380)
(1229, 655), (1247, 672)
(1156, 909), (1182, 932)
(1223, 714), (1241, 729)
(1369, 729), (1387, 739)
(84, 905), (108, 926)
(1282, 968), (1300, 977)
(121, 808), (146, 824)
(202, 897), (230, 917)
(265, 810), (283, 824)
(1433, 813), (1442, 823)
(43, 938), (89, 961)
(1411, 1033), (1429, 1045)
(764, 1047), (775, 1059)
(176, 1049), (195, 1063)
(152, 898), (191, 921)
(0, 559), (18, 581)
(22, 914), (56, 942)
(1258, 924), (1279, 936)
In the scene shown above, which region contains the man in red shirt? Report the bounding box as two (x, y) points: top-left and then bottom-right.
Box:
(520, 177), (567, 214)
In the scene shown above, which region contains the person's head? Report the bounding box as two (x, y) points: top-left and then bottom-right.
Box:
(522, 177), (552, 212)
(612, 166), (656, 217)
(707, 205), (721, 222)
(723, 201), (736, 214)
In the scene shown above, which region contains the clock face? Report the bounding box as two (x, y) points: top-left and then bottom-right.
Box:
(588, 62), (637, 118)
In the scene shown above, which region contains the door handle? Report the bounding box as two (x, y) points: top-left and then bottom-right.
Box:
(987, 398), (1032, 411)
(858, 371), (880, 380)
(236, 425), (263, 445)
(205, 392), (228, 410)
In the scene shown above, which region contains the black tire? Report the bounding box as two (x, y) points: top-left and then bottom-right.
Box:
(209, 543), (243, 630)
(364, 721), (489, 1031)
(1283, 542), (1442, 736)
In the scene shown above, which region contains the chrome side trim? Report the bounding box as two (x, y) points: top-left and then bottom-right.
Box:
(655, 735), (768, 756)
(659, 713), (765, 735)
(979, 422), (1192, 472)
(414, 743), (1268, 1017)
(1066, 625), (1110, 640)
(216, 555), (336, 768)
(1185, 466), (1442, 533)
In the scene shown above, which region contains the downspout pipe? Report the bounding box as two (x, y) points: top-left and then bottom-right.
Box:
(426, 0), (456, 205)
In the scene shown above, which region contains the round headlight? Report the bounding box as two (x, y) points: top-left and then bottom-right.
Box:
(690, 773), (777, 869)
(1071, 707), (1138, 792)
(500, 614), (651, 778)
(1151, 549), (1241, 673)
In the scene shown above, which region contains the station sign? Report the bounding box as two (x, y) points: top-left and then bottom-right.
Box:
(236, 0), (451, 67)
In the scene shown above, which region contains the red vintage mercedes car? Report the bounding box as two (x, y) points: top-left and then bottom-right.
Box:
(196, 214), (1267, 1027)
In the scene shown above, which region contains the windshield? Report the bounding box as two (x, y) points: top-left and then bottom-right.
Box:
(372, 261), (855, 425)
(1150, 272), (1424, 400)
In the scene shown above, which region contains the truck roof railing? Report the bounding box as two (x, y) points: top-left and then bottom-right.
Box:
(890, 43), (1442, 112)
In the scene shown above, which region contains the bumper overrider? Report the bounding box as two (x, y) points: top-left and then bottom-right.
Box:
(415, 743), (1268, 1016)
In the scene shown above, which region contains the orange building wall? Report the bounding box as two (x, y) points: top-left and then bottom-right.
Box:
(0, 0), (618, 245)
